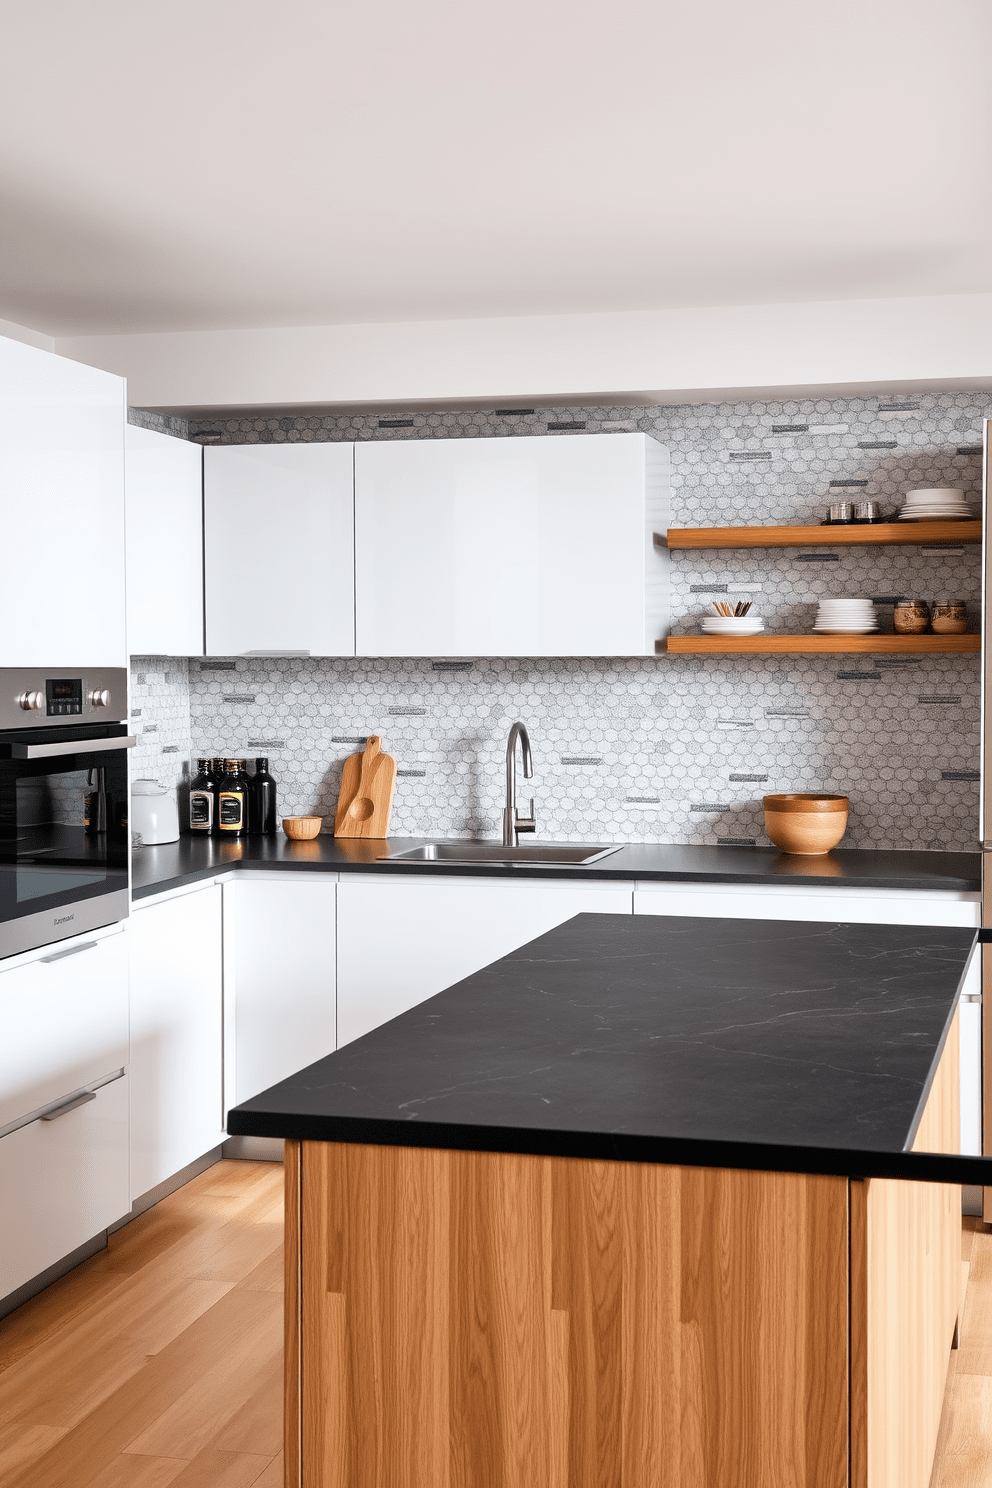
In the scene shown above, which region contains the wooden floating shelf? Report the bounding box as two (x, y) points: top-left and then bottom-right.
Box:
(664, 634), (981, 655)
(665, 521), (982, 550)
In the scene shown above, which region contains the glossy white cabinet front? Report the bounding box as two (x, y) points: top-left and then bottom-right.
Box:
(224, 876), (337, 1104)
(0, 925), (130, 1302)
(0, 1073), (129, 1298)
(204, 443), (355, 656)
(0, 335), (126, 667)
(337, 875), (633, 1047)
(0, 926), (128, 1131)
(354, 433), (670, 656)
(125, 424), (204, 657)
(129, 883), (224, 1198)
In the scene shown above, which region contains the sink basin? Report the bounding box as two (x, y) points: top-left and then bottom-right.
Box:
(381, 843), (622, 867)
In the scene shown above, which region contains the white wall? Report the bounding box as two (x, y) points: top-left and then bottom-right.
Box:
(55, 292), (992, 411)
(1, 317), (55, 353)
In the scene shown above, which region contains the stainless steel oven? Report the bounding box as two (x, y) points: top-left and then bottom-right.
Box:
(0, 667), (134, 960)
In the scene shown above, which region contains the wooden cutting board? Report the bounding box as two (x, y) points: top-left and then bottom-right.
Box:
(333, 735), (397, 838)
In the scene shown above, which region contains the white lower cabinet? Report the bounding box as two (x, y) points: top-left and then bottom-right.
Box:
(129, 883), (225, 1199)
(0, 1073), (129, 1299)
(224, 876), (337, 1104)
(0, 925), (129, 1130)
(0, 924), (130, 1302)
(633, 881), (983, 1158)
(337, 875), (633, 1047)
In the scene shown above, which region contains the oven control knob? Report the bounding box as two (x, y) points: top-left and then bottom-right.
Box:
(88, 689), (111, 708)
(17, 690), (44, 711)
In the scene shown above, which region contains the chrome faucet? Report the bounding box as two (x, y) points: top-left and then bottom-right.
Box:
(503, 722), (536, 846)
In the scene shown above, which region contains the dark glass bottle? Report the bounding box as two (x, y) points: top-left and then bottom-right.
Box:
(216, 759), (249, 838)
(249, 757), (277, 836)
(189, 758), (216, 834)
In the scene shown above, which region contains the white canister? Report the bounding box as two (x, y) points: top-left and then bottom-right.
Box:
(130, 779), (181, 845)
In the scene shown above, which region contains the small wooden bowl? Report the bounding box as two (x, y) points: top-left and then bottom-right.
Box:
(763, 794), (848, 856)
(282, 816), (323, 841)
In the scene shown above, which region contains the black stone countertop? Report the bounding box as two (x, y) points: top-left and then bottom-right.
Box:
(131, 833), (981, 900)
(228, 912), (989, 1185)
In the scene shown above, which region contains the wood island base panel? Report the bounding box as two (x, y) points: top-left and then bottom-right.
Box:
(285, 1018), (959, 1488)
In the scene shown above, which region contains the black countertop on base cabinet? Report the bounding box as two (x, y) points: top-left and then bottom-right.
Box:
(228, 911), (987, 1186)
(131, 834), (982, 900)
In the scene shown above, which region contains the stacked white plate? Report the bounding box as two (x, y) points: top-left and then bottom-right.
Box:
(702, 616), (765, 636)
(898, 487), (975, 521)
(814, 599), (878, 634)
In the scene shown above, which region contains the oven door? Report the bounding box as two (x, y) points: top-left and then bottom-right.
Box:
(0, 724), (134, 959)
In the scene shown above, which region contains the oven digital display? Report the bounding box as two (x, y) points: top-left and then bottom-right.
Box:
(46, 678), (83, 716)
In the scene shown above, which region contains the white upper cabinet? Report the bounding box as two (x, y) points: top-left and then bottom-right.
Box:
(354, 432), (670, 657)
(0, 336), (126, 667)
(203, 443), (355, 656)
(125, 424), (204, 657)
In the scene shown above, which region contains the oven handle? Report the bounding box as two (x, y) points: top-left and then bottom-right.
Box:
(10, 735), (136, 760)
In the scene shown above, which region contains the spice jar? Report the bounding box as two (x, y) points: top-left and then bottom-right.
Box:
(893, 599), (930, 634)
(930, 600), (968, 635)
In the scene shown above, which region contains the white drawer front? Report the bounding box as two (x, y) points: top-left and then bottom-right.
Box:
(0, 1072), (129, 1299)
(0, 929), (129, 1130)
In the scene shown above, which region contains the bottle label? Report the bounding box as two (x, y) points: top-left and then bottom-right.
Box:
(218, 791), (244, 829)
(190, 790), (213, 829)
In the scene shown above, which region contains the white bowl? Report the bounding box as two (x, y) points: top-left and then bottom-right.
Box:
(905, 488), (965, 502)
(701, 622), (765, 635)
(702, 619), (765, 631)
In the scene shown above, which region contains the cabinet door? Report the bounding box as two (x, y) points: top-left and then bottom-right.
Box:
(226, 877), (337, 1104)
(125, 424), (204, 657)
(204, 444), (355, 656)
(0, 1072), (129, 1300)
(0, 336), (126, 667)
(354, 433), (669, 656)
(129, 885), (224, 1198)
(337, 876), (632, 1047)
(0, 926), (128, 1130)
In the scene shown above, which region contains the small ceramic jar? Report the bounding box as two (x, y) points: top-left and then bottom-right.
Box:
(893, 599), (930, 634)
(930, 600), (968, 634)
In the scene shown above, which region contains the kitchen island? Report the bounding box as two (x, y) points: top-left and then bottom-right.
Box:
(228, 913), (979, 1488)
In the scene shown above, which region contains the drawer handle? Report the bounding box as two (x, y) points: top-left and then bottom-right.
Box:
(40, 940), (98, 964)
(40, 1090), (97, 1121)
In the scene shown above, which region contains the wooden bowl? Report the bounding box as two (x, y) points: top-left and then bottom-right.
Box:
(763, 794), (848, 856)
(282, 816), (323, 841)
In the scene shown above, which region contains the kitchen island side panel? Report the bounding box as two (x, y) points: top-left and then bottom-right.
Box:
(850, 1010), (962, 1488)
(294, 1143), (849, 1488)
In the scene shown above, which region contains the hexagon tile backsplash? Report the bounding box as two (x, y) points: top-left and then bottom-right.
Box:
(131, 388), (987, 852)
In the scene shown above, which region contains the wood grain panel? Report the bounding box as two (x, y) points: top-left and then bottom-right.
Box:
(296, 1143), (848, 1488)
(851, 1011), (961, 1488)
(664, 633), (980, 655)
(665, 521), (982, 549)
(284, 1141), (302, 1488)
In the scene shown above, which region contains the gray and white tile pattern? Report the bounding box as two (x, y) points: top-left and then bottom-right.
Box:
(131, 389), (988, 851)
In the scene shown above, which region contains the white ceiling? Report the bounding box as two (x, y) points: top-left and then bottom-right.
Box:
(1, 0), (990, 337)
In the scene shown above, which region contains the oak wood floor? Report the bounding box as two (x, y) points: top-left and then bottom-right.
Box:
(1, 1160), (991, 1488)
(932, 1217), (992, 1487)
(0, 1160), (284, 1488)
